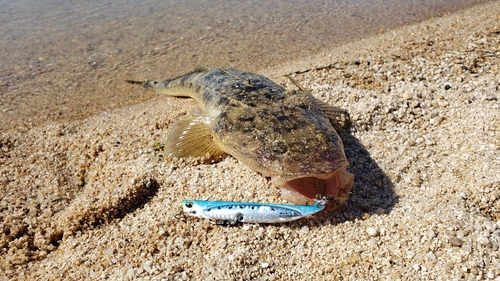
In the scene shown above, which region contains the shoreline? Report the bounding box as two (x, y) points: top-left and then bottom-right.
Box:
(0, 0), (490, 133)
(1, 1), (499, 279)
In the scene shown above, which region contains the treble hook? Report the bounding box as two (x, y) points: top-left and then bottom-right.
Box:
(174, 210), (188, 220)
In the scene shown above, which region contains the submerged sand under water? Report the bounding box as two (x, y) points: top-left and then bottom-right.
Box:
(0, 0), (489, 132)
(1, 1), (499, 280)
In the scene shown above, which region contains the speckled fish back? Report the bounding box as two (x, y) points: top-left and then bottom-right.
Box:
(147, 67), (287, 118)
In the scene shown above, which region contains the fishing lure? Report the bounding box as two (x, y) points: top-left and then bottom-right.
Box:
(181, 198), (328, 225)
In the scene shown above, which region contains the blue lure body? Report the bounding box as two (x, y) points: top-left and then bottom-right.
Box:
(182, 199), (326, 224)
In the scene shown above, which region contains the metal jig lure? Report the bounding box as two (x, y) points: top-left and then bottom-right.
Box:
(181, 198), (329, 225)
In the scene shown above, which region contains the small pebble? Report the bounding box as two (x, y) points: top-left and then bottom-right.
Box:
(484, 221), (495, 232)
(449, 237), (464, 247)
(477, 236), (490, 246)
(367, 227), (379, 237)
(143, 260), (152, 272)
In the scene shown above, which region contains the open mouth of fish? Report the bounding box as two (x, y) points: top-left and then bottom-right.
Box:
(275, 166), (353, 206)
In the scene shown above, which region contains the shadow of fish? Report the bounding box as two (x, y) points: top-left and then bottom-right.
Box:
(127, 66), (353, 207)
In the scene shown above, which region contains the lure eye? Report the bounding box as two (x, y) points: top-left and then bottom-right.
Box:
(185, 202), (193, 208)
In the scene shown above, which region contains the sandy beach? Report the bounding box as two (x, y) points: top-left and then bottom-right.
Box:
(1, 1), (499, 280)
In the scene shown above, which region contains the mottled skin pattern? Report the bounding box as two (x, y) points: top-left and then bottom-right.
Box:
(128, 67), (353, 207)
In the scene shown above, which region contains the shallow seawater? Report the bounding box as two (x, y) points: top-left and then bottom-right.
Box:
(0, 0), (488, 130)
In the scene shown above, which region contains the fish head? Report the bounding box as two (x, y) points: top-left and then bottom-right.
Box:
(260, 126), (353, 207)
(215, 90), (353, 207)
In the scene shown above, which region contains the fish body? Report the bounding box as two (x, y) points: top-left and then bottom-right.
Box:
(128, 67), (353, 206)
(182, 199), (326, 224)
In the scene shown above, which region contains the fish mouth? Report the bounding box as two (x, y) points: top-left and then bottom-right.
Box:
(277, 166), (353, 207)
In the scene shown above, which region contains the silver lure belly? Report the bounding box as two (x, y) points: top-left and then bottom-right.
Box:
(182, 199), (326, 224)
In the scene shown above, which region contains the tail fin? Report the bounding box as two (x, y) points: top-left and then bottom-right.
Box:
(125, 79), (169, 89)
(125, 79), (146, 86)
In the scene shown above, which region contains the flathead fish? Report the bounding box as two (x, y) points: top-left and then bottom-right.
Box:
(127, 66), (353, 207)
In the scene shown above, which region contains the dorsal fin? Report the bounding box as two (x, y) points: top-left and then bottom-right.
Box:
(285, 75), (309, 93)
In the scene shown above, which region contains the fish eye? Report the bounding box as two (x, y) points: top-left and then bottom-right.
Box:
(185, 202), (193, 208)
(315, 131), (331, 142)
(271, 140), (288, 154)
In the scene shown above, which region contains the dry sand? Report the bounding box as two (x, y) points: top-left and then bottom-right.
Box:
(1, 1), (499, 280)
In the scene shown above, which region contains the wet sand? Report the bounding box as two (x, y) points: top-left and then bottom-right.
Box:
(1, 1), (499, 280)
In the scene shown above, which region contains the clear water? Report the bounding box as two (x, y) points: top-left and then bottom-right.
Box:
(0, 0), (488, 130)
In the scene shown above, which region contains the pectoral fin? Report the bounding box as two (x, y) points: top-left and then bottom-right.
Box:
(165, 116), (226, 162)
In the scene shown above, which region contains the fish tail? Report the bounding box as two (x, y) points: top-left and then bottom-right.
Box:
(126, 66), (212, 99)
(125, 79), (170, 89)
(124, 79), (145, 85)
